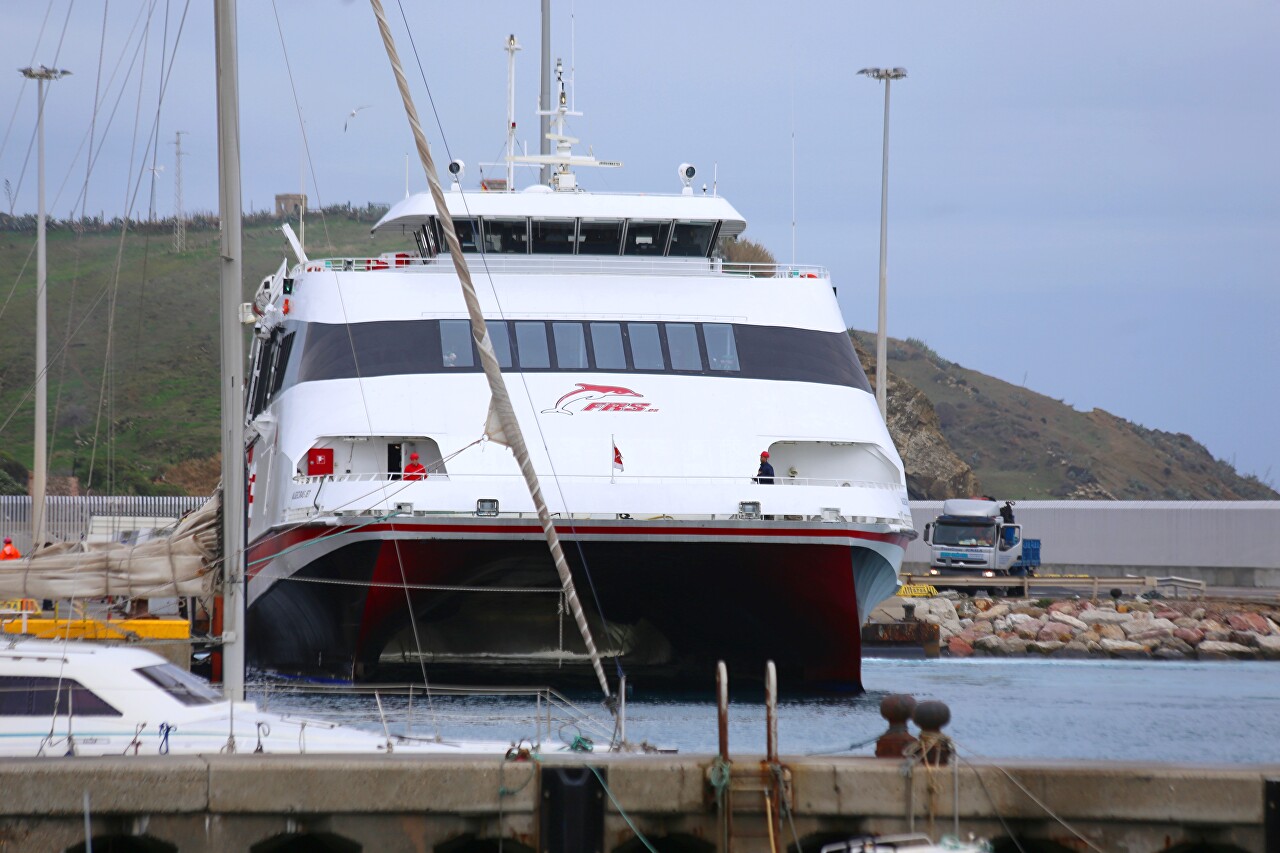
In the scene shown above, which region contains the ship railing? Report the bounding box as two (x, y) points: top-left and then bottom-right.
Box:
(252, 680), (617, 750)
(309, 254), (829, 280)
(292, 472), (900, 490)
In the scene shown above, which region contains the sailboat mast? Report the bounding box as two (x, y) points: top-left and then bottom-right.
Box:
(214, 0), (246, 702)
(539, 0), (551, 186)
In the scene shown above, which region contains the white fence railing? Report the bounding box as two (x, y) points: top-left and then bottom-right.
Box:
(0, 495), (209, 554)
(310, 255), (830, 280)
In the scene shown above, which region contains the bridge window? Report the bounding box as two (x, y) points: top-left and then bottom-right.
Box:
(515, 321), (551, 368)
(531, 219), (576, 254)
(668, 220), (717, 257)
(482, 218), (529, 254)
(452, 218), (479, 252)
(440, 320), (475, 368)
(553, 322), (588, 368)
(577, 219), (624, 255)
(666, 323), (702, 371)
(628, 323), (665, 370)
(590, 323), (627, 370)
(623, 220), (672, 256)
(704, 324), (739, 371)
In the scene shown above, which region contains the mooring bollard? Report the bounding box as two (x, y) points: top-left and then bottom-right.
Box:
(875, 693), (918, 758)
(765, 660), (778, 764)
(913, 699), (953, 766)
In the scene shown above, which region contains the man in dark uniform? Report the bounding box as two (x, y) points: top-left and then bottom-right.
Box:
(1000, 501), (1015, 524)
(754, 451), (775, 484)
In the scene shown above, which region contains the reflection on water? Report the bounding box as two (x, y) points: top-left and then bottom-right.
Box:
(251, 658), (1280, 763)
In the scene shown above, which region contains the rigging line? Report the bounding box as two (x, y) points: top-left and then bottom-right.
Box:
(268, 0), (333, 252)
(394, 0), (624, 680)
(0, 0), (54, 168)
(81, 0), (111, 222)
(86, 0), (163, 495)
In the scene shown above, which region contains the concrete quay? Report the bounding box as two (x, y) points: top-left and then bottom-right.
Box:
(0, 754), (1275, 852)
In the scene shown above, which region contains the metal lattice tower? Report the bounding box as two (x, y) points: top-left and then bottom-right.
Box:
(173, 130), (187, 252)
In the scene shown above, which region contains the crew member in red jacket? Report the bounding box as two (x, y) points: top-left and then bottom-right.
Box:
(403, 452), (427, 481)
(0, 537), (20, 560)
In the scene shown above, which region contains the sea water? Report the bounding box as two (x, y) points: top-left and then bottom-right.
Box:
(251, 658), (1280, 764)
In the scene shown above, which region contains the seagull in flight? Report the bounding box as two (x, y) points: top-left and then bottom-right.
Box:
(344, 105), (372, 132)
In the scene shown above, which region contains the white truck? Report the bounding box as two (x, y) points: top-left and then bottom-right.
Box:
(921, 498), (1039, 580)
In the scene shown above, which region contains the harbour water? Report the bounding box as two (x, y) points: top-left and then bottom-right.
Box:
(253, 657), (1280, 764)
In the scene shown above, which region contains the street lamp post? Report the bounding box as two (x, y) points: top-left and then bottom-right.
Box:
(858, 66), (906, 421)
(19, 65), (72, 551)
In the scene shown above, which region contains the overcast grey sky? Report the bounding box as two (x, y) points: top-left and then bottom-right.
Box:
(3, 1), (1278, 484)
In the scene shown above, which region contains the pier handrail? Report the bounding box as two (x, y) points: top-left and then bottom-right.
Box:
(899, 573), (1207, 600)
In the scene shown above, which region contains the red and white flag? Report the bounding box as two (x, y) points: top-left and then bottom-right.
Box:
(612, 438), (624, 472)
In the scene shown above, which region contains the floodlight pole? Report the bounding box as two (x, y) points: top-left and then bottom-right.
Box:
(20, 65), (71, 551)
(859, 67), (906, 421)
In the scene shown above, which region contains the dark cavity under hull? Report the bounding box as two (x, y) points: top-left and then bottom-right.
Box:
(246, 527), (899, 692)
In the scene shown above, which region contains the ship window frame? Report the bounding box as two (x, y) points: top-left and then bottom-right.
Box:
(589, 322), (628, 371)
(440, 319), (477, 368)
(552, 321), (589, 369)
(703, 323), (739, 372)
(452, 217), (480, 252)
(0, 675), (123, 717)
(530, 218), (578, 255)
(576, 219), (625, 256)
(668, 220), (720, 258)
(626, 322), (665, 370)
(486, 320), (514, 368)
(135, 663), (224, 707)
(622, 220), (674, 257)
(480, 217), (530, 254)
(513, 321), (552, 370)
(664, 322), (704, 371)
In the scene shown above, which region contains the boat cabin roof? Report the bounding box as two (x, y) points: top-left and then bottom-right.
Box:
(373, 188), (748, 239)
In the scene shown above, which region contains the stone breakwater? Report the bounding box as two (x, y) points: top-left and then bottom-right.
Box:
(908, 596), (1280, 660)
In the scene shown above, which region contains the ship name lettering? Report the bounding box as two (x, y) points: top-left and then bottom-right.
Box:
(582, 402), (651, 412)
(291, 489), (312, 500)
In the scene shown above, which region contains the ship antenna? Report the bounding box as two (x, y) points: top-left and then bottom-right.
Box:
(505, 34), (521, 191)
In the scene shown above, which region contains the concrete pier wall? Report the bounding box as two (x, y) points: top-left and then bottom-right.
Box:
(0, 754), (1274, 852)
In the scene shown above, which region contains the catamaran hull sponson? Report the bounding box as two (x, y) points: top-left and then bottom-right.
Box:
(245, 520), (906, 691)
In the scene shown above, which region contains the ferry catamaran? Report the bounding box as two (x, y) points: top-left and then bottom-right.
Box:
(241, 54), (914, 692)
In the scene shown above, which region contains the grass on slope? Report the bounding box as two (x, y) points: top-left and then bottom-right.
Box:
(0, 213), (404, 494)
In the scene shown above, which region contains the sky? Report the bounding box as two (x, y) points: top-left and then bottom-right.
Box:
(2, 1), (1278, 485)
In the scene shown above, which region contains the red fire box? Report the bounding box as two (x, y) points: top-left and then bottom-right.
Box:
(307, 448), (334, 476)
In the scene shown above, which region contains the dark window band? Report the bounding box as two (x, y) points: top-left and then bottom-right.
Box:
(280, 320), (869, 395)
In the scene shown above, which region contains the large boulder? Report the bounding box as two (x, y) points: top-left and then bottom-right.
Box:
(1154, 609), (1183, 622)
(1161, 636), (1195, 655)
(1080, 609), (1130, 626)
(1027, 640), (1066, 655)
(1196, 641), (1257, 661)
(1037, 622), (1076, 642)
(1256, 635), (1280, 660)
(1092, 624), (1126, 642)
(1227, 613), (1270, 634)
(1153, 647), (1189, 661)
(1172, 627), (1205, 646)
(973, 635), (1004, 655)
(1011, 605), (1047, 619)
(1173, 617), (1200, 630)
(1059, 641), (1092, 659)
(1014, 621), (1044, 641)
(1046, 601), (1079, 615)
(1006, 613), (1036, 626)
(1121, 617), (1176, 638)
(947, 637), (975, 657)
(1000, 637), (1031, 655)
(1049, 611), (1088, 631)
(975, 603), (1010, 621)
(1129, 627), (1174, 643)
(1099, 639), (1150, 659)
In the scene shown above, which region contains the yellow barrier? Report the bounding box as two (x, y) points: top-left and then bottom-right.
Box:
(0, 598), (41, 615)
(897, 584), (939, 598)
(0, 617), (190, 641)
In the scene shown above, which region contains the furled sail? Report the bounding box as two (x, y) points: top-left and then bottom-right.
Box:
(0, 494), (220, 600)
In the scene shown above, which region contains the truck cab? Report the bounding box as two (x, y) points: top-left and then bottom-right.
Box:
(922, 498), (1037, 579)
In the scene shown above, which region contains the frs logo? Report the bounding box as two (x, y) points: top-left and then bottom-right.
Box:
(542, 383), (659, 416)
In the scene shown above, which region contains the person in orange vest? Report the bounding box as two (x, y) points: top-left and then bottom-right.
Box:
(403, 452), (427, 481)
(0, 537), (20, 560)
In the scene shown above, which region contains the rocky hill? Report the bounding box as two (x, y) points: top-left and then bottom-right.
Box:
(854, 332), (1277, 501)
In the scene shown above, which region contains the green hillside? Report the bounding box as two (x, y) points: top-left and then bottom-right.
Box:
(853, 331), (1277, 501)
(0, 210), (402, 494)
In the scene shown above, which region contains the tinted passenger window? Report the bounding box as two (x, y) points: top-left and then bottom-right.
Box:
(486, 321), (513, 368)
(136, 664), (222, 706)
(482, 218), (529, 254)
(515, 322), (550, 368)
(628, 324), (665, 369)
(440, 320), (474, 368)
(553, 322), (588, 368)
(531, 219), (576, 254)
(453, 218), (479, 252)
(623, 221), (672, 256)
(668, 221), (716, 257)
(704, 324), (739, 371)
(577, 220), (623, 255)
(0, 676), (122, 717)
(590, 323), (626, 370)
(667, 323), (702, 370)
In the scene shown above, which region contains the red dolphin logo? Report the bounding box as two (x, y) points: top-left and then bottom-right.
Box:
(542, 383), (642, 415)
